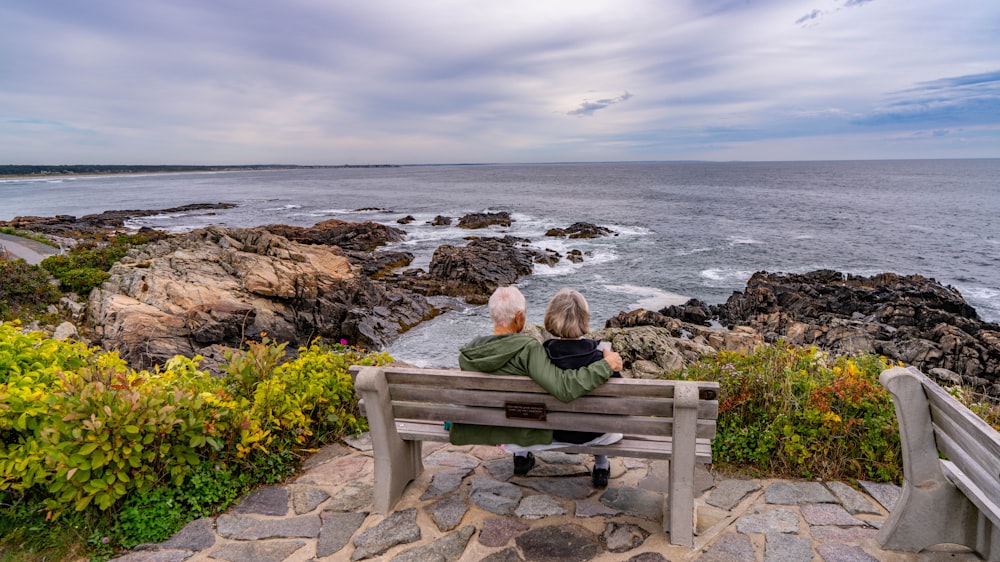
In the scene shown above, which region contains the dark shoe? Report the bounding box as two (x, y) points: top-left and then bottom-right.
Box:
(592, 467), (610, 488)
(513, 453), (535, 476)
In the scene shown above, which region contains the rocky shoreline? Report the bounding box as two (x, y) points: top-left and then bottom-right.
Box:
(4, 207), (999, 397)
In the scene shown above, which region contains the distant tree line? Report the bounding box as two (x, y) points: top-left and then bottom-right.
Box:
(0, 164), (398, 176)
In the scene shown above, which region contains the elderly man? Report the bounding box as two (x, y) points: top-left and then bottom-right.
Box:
(450, 286), (623, 475)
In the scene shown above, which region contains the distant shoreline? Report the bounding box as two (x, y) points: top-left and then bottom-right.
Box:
(0, 164), (398, 178)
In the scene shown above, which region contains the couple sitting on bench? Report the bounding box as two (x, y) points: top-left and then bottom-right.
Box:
(448, 286), (625, 487)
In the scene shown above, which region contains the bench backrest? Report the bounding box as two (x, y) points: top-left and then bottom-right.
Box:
(914, 369), (1000, 519)
(351, 366), (719, 440)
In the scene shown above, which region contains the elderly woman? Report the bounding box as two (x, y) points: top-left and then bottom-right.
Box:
(542, 288), (622, 487)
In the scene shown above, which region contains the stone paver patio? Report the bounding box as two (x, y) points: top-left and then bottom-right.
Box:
(109, 435), (985, 561)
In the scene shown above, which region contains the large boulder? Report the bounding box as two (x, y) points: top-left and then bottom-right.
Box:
(457, 212), (512, 229)
(704, 270), (1000, 392)
(390, 236), (536, 304)
(87, 226), (434, 368)
(264, 219), (405, 252)
(544, 222), (615, 239)
(595, 313), (762, 378)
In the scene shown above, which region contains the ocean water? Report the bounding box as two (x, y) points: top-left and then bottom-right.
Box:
(3, 159), (998, 368)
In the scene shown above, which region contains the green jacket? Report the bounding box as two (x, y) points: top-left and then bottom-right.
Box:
(449, 333), (614, 446)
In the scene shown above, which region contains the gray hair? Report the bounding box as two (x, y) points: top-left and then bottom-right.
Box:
(489, 286), (526, 328)
(544, 288), (590, 339)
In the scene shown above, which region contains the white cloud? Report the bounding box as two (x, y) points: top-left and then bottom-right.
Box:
(0, 0), (997, 164)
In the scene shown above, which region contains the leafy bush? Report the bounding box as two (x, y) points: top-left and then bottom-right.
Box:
(0, 324), (390, 557)
(0, 260), (61, 320)
(40, 232), (164, 296)
(679, 344), (902, 482)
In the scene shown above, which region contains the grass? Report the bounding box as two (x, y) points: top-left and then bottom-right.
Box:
(0, 227), (59, 248)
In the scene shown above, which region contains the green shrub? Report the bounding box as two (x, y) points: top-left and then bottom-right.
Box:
(40, 232), (164, 295)
(680, 344), (902, 482)
(51, 267), (110, 295)
(0, 261), (61, 321)
(0, 323), (390, 558)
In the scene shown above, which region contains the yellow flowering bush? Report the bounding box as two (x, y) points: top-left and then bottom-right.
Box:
(0, 323), (390, 527)
(680, 343), (902, 482)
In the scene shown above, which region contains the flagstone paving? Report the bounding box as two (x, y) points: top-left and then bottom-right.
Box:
(109, 436), (985, 561)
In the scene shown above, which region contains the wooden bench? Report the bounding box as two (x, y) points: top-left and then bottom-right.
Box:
(877, 366), (1000, 560)
(350, 365), (719, 547)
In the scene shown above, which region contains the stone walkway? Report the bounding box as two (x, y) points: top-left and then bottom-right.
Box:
(109, 436), (984, 562)
(0, 233), (60, 265)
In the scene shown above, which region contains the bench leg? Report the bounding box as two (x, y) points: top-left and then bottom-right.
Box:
(667, 383), (698, 547)
(355, 367), (424, 514)
(876, 367), (988, 555)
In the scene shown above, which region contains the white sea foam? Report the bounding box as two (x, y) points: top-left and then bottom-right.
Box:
(309, 208), (354, 216)
(961, 287), (1000, 301)
(602, 284), (689, 310)
(728, 236), (761, 245)
(700, 268), (754, 286)
(264, 204), (302, 211)
(675, 247), (712, 256)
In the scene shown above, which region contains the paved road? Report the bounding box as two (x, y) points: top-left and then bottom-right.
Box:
(0, 233), (61, 265)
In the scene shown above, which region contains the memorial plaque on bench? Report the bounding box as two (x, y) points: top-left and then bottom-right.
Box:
(505, 401), (547, 421)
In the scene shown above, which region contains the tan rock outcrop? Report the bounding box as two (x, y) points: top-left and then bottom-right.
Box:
(88, 226), (433, 367)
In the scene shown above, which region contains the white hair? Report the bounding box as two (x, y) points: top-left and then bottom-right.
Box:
(489, 286), (526, 328)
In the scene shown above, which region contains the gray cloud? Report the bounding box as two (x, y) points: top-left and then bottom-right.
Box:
(0, 0), (997, 164)
(567, 92), (634, 117)
(795, 9), (824, 25)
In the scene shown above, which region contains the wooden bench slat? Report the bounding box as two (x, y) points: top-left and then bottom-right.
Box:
(941, 460), (1000, 524)
(393, 419), (714, 463)
(925, 386), (1000, 463)
(933, 423), (1000, 518)
(388, 402), (717, 440)
(357, 367), (720, 400)
(931, 409), (1000, 497)
(385, 385), (719, 418)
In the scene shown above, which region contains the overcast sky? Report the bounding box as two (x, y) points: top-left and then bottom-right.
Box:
(2, 0), (998, 165)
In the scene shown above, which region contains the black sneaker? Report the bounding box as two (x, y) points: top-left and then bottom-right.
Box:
(592, 467), (610, 488)
(513, 453), (535, 475)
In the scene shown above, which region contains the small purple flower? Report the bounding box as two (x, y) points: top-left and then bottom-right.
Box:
(215, 465), (221, 471)
(339, 339), (348, 345)
(101, 537), (109, 544)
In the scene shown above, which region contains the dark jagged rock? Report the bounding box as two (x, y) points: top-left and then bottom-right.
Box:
(606, 309), (680, 330)
(2, 203), (235, 238)
(264, 219), (405, 252)
(457, 211), (512, 229)
(709, 270), (1000, 393)
(428, 215), (452, 226)
(343, 250), (414, 278)
(396, 215), (415, 224)
(659, 299), (712, 326)
(390, 236), (536, 304)
(545, 222), (615, 239)
(534, 249), (561, 266)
